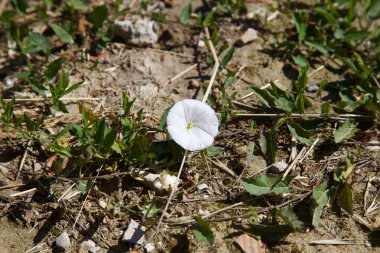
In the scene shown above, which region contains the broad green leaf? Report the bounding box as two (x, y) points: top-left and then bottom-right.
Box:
(292, 55), (309, 67)
(23, 33), (51, 54)
(292, 12), (306, 41)
(94, 118), (106, 145)
(338, 182), (353, 215)
(87, 5), (108, 28)
(193, 217), (214, 246)
(334, 119), (357, 143)
(312, 181), (329, 227)
(278, 96), (295, 112)
(280, 205), (304, 231)
(76, 178), (94, 194)
(142, 203), (160, 218)
(287, 122), (314, 144)
(202, 11), (214, 27)
(180, 4), (192, 22)
(12, 0), (27, 13)
(50, 23), (74, 44)
(317, 80), (328, 97)
(44, 58), (65, 80)
(249, 224), (292, 243)
(243, 175), (293, 196)
(251, 87), (276, 108)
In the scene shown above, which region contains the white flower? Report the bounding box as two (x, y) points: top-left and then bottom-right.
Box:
(167, 99), (218, 151)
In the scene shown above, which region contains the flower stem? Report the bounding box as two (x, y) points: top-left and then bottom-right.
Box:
(155, 149), (188, 232)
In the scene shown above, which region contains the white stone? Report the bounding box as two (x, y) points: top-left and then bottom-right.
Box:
(81, 240), (100, 253)
(97, 199), (107, 209)
(122, 219), (146, 245)
(56, 231), (71, 251)
(237, 28), (258, 45)
(113, 18), (158, 46)
(197, 183), (208, 191)
(144, 243), (155, 253)
(197, 40), (206, 48)
(269, 161), (288, 173)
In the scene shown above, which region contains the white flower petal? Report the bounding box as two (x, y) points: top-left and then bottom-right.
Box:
(167, 102), (187, 128)
(167, 125), (191, 150)
(167, 99), (219, 151)
(187, 127), (214, 151)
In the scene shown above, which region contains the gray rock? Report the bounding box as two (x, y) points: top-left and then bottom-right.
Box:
(122, 219), (146, 245)
(269, 161), (288, 173)
(236, 28), (258, 46)
(306, 83), (319, 92)
(56, 231), (71, 251)
(81, 239), (100, 253)
(113, 17), (158, 46)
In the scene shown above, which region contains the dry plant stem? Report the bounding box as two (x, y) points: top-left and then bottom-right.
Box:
(10, 187), (36, 197)
(308, 65), (325, 77)
(3, 97), (101, 102)
(202, 27), (220, 103)
(233, 112), (371, 119)
(299, 136), (320, 163)
(57, 183), (76, 202)
(165, 64), (197, 85)
(282, 147), (307, 179)
(0, 182), (24, 190)
(15, 140), (32, 180)
(155, 149), (188, 232)
(210, 159), (238, 178)
(72, 164), (103, 229)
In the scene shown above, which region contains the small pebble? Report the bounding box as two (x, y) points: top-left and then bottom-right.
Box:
(197, 183), (208, 191)
(190, 79), (200, 89)
(97, 199), (107, 209)
(306, 83), (319, 92)
(81, 239), (100, 253)
(197, 40), (206, 48)
(269, 161), (288, 173)
(56, 231), (71, 251)
(144, 243), (155, 253)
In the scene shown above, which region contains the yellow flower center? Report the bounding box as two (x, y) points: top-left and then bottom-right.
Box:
(186, 121), (196, 132)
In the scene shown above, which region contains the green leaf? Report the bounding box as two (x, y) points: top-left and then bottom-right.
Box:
(64, 81), (83, 95)
(317, 80), (328, 97)
(50, 23), (74, 44)
(312, 181), (329, 227)
(220, 47), (235, 68)
(315, 6), (337, 25)
(243, 175), (293, 196)
(305, 41), (329, 55)
(292, 55), (309, 67)
(280, 205), (304, 231)
(94, 118), (106, 145)
(12, 0), (27, 13)
(142, 203), (160, 218)
(180, 4), (192, 22)
(251, 87), (276, 108)
(76, 178), (94, 194)
(278, 96), (295, 112)
(248, 224), (292, 244)
(365, 0), (380, 19)
(287, 122), (314, 144)
(159, 107), (170, 131)
(321, 102), (330, 115)
(292, 12), (307, 41)
(202, 12), (214, 27)
(193, 217), (214, 246)
(69, 0), (88, 10)
(87, 5), (108, 28)
(23, 33), (51, 54)
(338, 182), (353, 215)
(334, 119), (357, 143)
(343, 31), (370, 42)
(44, 58), (65, 80)
(103, 129), (117, 151)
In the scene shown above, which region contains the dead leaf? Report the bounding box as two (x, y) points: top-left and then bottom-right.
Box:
(235, 234), (266, 253)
